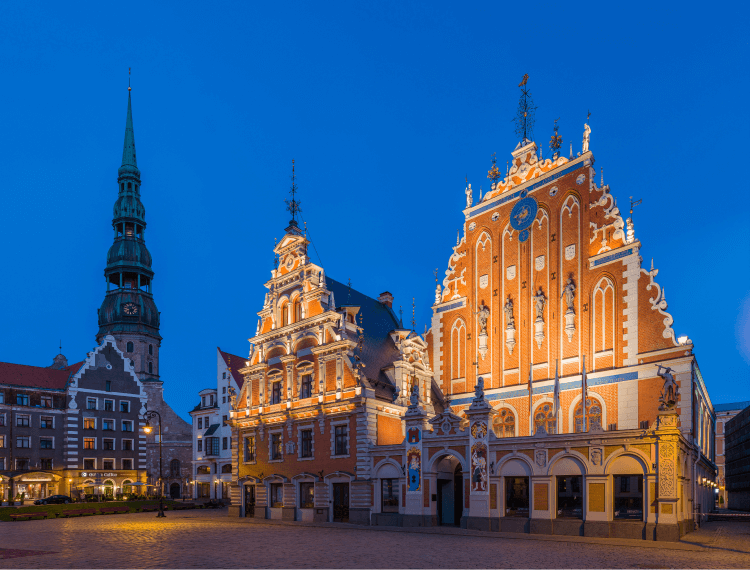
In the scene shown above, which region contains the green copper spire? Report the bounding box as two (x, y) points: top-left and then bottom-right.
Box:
(118, 88), (140, 180)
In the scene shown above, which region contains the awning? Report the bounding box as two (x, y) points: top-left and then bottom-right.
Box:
(204, 424), (220, 436)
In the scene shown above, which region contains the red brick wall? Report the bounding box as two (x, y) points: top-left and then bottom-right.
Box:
(377, 415), (403, 445)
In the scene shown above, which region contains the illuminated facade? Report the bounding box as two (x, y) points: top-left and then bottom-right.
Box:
(226, 108), (717, 541)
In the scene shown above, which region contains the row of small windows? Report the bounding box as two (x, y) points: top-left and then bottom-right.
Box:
(2, 414), (55, 428)
(241, 426), (348, 462)
(492, 398), (604, 438)
(267, 374), (314, 404)
(196, 463), (232, 475)
(82, 437), (135, 451)
(0, 435), (54, 449)
(0, 393), (57, 408)
(85, 399), (131, 413)
(124, 342), (154, 355)
(278, 299), (303, 327)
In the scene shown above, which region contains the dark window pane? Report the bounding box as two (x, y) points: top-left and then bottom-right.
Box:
(382, 479), (399, 512)
(614, 475), (643, 520)
(557, 476), (583, 519)
(505, 477), (529, 517)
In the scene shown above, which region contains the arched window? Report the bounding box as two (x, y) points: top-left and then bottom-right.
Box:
(450, 319), (466, 380)
(149, 344), (153, 356)
(126, 342), (133, 353)
(493, 408), (515, 438)
(170, 459), (180, 477)
(122, 480), (133, 494)
(281, 304), (289, 326)
(148, 362), (153, 374)
(294, 299), (302, 322)
(534, 403), (557, 434)
(574, 397), (602, 433)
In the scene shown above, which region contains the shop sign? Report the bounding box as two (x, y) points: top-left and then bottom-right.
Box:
(80, 472), (118, 477)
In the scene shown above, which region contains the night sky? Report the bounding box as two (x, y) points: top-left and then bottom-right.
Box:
(1, 1), (748, 419)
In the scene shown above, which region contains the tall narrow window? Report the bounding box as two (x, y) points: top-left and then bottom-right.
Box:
(271, 381), (282, 405)
(271, 433), (282, 460)
(149, 344), (153, 356)
(148, 362), (153, 374)
(244, 436), (256, 462)
(334, 425), (348, 456)
(300, 374), (313, 399)
(300, 429), (313, 458)
(294, 300), (302, 322)
(281, 305), (289, 327)
(450, 319), (466, 381)
(126, 342), (133, 353)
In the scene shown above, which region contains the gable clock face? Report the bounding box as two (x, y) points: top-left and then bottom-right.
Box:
(122, 302), (139, 316)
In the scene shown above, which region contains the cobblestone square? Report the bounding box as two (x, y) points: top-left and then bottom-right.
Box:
(1, 510), (749, 568)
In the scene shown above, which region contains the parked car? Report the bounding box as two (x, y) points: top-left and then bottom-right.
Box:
(34, 495), (72, 505)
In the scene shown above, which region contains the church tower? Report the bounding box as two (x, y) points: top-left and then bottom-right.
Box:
(96, 86), (161, 381)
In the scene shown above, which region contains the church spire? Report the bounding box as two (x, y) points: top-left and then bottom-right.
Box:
(118, 72), (140, 181)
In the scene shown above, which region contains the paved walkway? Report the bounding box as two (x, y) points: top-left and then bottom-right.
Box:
(1, 509), (749, 568)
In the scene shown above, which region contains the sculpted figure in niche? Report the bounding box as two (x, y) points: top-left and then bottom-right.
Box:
(504, 296), (515, 329)
(533, 287), (547, 320)
(656, 364), (680, 410)
(561, 276), (576, 312)
(465, 184), (473, 208)
(477, 303), (490, 334)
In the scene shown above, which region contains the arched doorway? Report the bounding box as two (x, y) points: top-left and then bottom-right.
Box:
(170, 483), (181, 499)
(435, 455), (463, 526)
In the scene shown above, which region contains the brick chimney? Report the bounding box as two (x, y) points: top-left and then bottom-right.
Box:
(377, 291), (394, 308)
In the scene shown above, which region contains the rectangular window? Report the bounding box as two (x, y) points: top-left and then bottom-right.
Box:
(197, 439), (203, 452)
(0, 414), (4, 426)
(222, 386), (226, 393)
(83, 459), (95, 470)
(84, 438), (95, 450)
(15, 458), (29, 470)
(40, 458), (53, 470)
(205, 437), (219, 456)
(122, 439), (133, 451)
(40, 438), (53, 449)
(300, 374), (312, 399)
(271, 382), (281, 404)
(222, 437), (228, 450)
(557, 476), (583, 519)
(222, 396), (226, 403)
(87, 398), (97, 410)
(0, 391), (3, 403)
(505, 476), (530, 517)
(16, 394), (29, 406)
(270, 483), (283, 508)
(613, 475), (644, 520)
(17, 437), (31, 448)
(223, 415), (228, 425)
(103, 419), (114, 431)
(41, 416), (53, 429)
(120, 401), (130, 413)
(300, 429), (313, 458)
(41, 396), (52, 408)
(299, 482), (314, 508)
(104, 399), (114, 411)
(16, 415), (30, 427)
(0, 457), (4, 470)
(222, 373), (226, 380)
(271, 433), (282, 460)
(105, 381), (112, 392)
(382, 479), (399, 513)
(122, 421), (133, 432)
(334, 425), (348, 456)
(122, 459), (133, 470)
(84, 417), (95, 430)
(244, 437), (256, 462)
(103, 459), (114, 470)
(103, 439), (115, 450)
(0, 435), (4, 448)
(198, 417), (203, 429)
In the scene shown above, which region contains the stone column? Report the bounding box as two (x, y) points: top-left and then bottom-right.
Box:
(402, 399), (427, 527)
(530, 474), (554, 535)
(655, 410), (681, 541)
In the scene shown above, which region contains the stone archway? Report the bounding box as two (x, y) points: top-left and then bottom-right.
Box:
(435, 455), (463, 526)
(170, 483), (181, 499)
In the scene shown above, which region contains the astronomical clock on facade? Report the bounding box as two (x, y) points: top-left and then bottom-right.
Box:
(227, 84), (717, 541)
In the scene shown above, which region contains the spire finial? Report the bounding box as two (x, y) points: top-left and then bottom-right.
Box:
(411, 298), (416, 332)
(513, 74), (537, 143)
(434, 268), (438, 286)
(59, 339), (62, 355)
(120, 80), (138, 171)
(550, 118), (562, 159)
(128, 67), (131, 92)
(285, 159), (302, 235)
(273, 237), (278, 269)
(399, 305), (403, 327)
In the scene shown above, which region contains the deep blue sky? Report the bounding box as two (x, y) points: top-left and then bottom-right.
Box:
(1, 2), (748, 419)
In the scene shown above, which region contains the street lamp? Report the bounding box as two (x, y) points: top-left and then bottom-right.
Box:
(143, 410), (165, 518)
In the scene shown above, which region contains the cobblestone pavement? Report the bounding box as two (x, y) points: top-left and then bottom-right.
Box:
(1, 509), (749, 568)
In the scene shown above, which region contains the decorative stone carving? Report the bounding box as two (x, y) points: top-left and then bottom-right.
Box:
(535, 449), (547, 467)
(626, 217), (635, 244)
(506, 265), (516, 280)
(468, 222), (476, 231)
(477, 303), (490, 360)
(535, 255), (545, 271)
(549, 186), (558, 197)
(656, 364), (680, 410)
(565, 244), (576, 261)
(644, 259), (679, 346)
(491, 212), (499, 221)
(465, 184), (473, 208)
(576, 174), (586, 185)
(591, 448), (602, 466)
(479, 274), (489, 289)
(504, 296), (516, 355)
(409, 383), (419, 408)
(474, 376), (485, 401)
(533, 287), (546, 348)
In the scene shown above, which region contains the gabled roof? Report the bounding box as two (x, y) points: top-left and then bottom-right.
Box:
(219, 348), (246, 390)
(325, 277), (402, 393)
(0, 360), (82, 391)
(714, 401), (750, 413)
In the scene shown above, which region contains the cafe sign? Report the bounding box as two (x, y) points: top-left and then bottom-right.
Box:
(80, 472), (118, 478)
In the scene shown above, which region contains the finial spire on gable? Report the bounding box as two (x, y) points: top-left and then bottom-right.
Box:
(514, 74), (537, 144)
(121, 72), (138, 171)
(285, 159), (302, 235)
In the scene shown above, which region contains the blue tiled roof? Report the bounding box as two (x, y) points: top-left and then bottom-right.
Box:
(714, 401), (750, 412)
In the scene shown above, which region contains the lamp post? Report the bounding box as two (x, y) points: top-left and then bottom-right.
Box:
(142, 410), (165, 518)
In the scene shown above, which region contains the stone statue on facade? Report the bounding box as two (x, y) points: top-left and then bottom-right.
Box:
(435, 283), (442, 305)
(477, 303), (490, 335)
(503, 296), (515, 329)
(583, 123), (591, 153)
(533, 288), (547, 320)
(561, 276), (576, 311)
(409, 382), (419, 408)
(228, 386), (237, 410)
(474, 376), (485, 400)
(465, 184), (473, 208)
(656, 364), (680, 410)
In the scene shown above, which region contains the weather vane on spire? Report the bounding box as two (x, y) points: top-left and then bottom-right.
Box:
(285, 159), (302, 234)
(550, 117), (562, 159)
(513, 74), (537, 144)
(411, 298), (416, 332)
(128, 67), (131, 92)
(487, 152), (501, 187)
